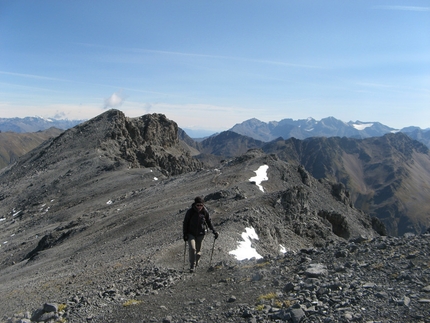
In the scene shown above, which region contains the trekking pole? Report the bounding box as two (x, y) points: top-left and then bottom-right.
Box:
(209, 237), (216, 267)
(183, 241), (187, 271)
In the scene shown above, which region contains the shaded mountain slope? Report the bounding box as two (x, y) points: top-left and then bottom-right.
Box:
(198, 131), (265, 157)
(192, 130), (430, 236)
(262, 133), (430, 236)
(0, 111), (379, 319)
(0, 128), (63, 169)
(402, 126), (430, 150)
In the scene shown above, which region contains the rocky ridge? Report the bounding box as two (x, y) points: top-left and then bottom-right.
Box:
(4, 233), (429, 323)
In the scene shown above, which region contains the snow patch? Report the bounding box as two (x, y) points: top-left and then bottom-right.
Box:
(249, 165), (269, 192)
(229, 227), (263, 260)
(12, 210), (21, 217)
(352, 123), (373, 130)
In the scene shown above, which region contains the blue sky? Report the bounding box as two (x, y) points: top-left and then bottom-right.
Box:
(1, 1), (429, 131)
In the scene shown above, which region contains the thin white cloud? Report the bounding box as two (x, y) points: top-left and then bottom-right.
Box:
(0, 102), (101, 119)
(142, 49), (322, 69)
(0, 81), (59, 92)
(144, 49), (323, 69)
(0, 70), (66, 81)
(375, 5), (430, 11)
(356, 82), (394, 89)
(73, 43), (322, 69)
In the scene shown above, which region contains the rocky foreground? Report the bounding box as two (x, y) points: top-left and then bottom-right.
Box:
(4, 232), (429, 323)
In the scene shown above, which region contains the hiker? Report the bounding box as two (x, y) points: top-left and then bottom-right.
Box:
(183, 196), (219, 272)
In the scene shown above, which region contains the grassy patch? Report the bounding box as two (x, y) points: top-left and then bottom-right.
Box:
(256, 292), (294, 310)
(372, 263), (384, 270)
(242, 261), (270, 269)
(273, 299), (283, 307)
(257, 292), (277, 302)
(122, 299), (143, 307)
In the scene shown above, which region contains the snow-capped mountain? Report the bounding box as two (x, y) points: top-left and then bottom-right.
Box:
(0, 116), (85, 133)
(229, 116), (430, 148)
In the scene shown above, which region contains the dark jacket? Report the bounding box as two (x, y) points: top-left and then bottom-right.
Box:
(183, 203), (215, 237)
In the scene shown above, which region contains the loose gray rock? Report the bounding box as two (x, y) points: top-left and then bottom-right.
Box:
(305, 263), (328, 277)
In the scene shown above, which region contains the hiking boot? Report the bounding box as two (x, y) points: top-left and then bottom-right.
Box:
(189, 267), (195, 273)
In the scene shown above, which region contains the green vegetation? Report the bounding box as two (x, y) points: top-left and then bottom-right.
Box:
(257, 292), (277, 302)
(122, 299), (143, 307)
(372, 263), (384, 270)
(256, 292), (294, 310)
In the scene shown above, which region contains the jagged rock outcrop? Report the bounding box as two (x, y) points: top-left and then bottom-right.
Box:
(59, 110), (202, 175)
(330, 182), (352, 207)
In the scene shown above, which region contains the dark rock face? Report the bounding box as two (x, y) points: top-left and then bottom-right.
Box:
(318, 210), (351, 240)
(330, 182), (352, 206)
(62, 109), (203, 175)
(372, 216), (388, 236)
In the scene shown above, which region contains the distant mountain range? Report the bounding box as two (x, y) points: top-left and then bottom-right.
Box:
(229, 117), (430, 149)
(2, 115), (430, 149)
(0, 116), (84, 132)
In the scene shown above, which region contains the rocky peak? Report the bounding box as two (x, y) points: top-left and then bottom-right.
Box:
(94, 110), (201, 174)
(6, 110), (202, 178)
